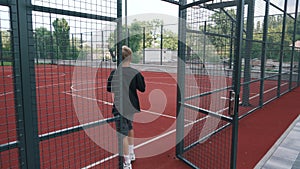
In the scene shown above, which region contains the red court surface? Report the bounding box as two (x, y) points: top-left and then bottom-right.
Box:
(1, 64), (299, 169)
(131, 87), (300, 169)
(237, 86), (300, 169)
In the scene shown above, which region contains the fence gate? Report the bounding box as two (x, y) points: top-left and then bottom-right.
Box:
(175, 0), (244, 168)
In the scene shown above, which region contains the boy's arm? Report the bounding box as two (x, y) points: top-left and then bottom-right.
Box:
(107, 70), (115, 92)
(109, 47), (116, 62)
(136, 73), (146, 92)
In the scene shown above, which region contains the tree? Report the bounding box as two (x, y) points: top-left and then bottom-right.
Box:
(163, 30), (177, 50)
(0, 30), (12, 61)
(208, 9), (236, 58)
(286, 12), (300, 41)
(143, 19), (164, 48)
(255, 20), (261, 33)
(35, 27), (52, 59)
(108, 19), (178, 63)
(52, 18), (70, 59)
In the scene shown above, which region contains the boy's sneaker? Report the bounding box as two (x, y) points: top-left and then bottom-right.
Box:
(129, 153), (136, 161)
(123, 162), (132, 169)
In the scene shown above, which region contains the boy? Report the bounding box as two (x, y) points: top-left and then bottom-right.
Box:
(107, 46), (145, 169)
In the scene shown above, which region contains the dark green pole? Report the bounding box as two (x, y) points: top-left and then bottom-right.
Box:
(231, 0), (245, 168)
(242, 0), (255, 107)
(298, 51), (300, 86)
(289, 0), (299, 89)
(143, 27), (145, 64)
(50, 13), (54, 64)
(13, 0), (40, 168)
(91, 32), (93, 61)
(117, 0), (123, 168)
(0, 30), (3, 66)
(160, 25), (163, 65)
(277, 0), (288, 96)
(203, 21), (206, 66)
(72, 33), (75, 58)
(101, 31), (104, 61)
(176, 0), (186, 157)
(80, 33), (83, 50)
(229, 21), (234, 70)
(127, 28), (130, 47)
(125, 0), (128, 46)
(259, 0), (270, 107)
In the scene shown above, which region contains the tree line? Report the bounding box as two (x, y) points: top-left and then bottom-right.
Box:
(206, 10), (300, 62)
(1, 12), (299, 63)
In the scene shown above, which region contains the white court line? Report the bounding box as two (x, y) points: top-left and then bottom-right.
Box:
(82, 112), (211, 169)
(220, 82), (288, 101)
(39, 118), (111, 138)
(0, 91), (14, 97)
(82, 82), (290, 168)
(0, 80), (96, 97)
(64, 91), (193, 122)
(64, 92), (113, 106)
(249, 82), (288, 100)
(70, 79), (111, 92)
(71, 86), (106, 92)
(82, 154), (119, 169)
(36, 81), (73, 89)
(145, 81), (177, 86)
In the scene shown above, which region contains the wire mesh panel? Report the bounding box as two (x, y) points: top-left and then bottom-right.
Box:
(29, 0), (121, 168)
(1, 0), (122, 168)
(176, 1), (235, 168)
(176, 0), (300, 168)
(0, 4), (20, 169)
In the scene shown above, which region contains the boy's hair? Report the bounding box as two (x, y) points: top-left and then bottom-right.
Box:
(122, 46), (132, 60)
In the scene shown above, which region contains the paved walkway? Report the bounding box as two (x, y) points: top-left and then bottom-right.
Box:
(255, 115), (300, 169)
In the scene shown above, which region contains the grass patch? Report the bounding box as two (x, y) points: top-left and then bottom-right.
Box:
(0, 61), (12, 66)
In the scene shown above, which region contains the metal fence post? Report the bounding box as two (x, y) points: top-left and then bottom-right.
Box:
(49, 13), (54, 64)
(242, 0), (255, 107)
(143, 27), (145, 64)
(277, 0), (288, 96)
(102, 31), (104, 61)
(231, 0), (245, 168)
(289, 0), (299, 89)
(229, 21), (234, 70)
(117, 0), (123, 168)
(298, 50), (300, 86)
(176, 0), (186, 157)
(203, 21), (206, 66)
(259, 0), (270, 107)
(160, 25), (163, 65)
(91, 32), (93, 60)
(0, 30), (3, 66)
(13, 0), (40, 168)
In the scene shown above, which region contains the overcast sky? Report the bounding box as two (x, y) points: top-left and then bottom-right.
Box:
(0, 0), (299, 32)
(126, 0), (178, 17)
